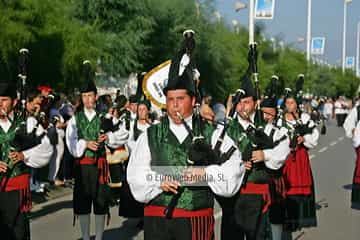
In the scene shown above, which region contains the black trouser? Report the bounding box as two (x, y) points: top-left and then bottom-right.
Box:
(221, 211), (268, 240)
(144, 215), (214, 240)
(336, 114), (347, 127)
(221, 194), (270, 240)
(58, 144), (74, 181)
(73, 164), (108, 215)
(0, 190), (30, 240)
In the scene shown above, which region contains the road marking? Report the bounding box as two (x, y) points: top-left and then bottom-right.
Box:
(338, 137), (344, 141)
(294, 231), (306, 240)
(309, 154), (316, 159)
(318, 147), (328, 153)
(330, 141), (338, 146)
(214, 211), (222, 220)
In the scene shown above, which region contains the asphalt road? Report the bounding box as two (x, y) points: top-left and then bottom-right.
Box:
(30, 120), (360, 240)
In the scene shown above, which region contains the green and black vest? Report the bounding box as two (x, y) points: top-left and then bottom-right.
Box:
(0, 117), (29, 178)
(226, 118), (269, 183)
(75, 111), (105, 158)
(147, 117), (215, 210)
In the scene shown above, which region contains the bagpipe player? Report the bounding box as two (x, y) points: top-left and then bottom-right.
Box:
(65, 61), (129, 240)
(127, 30), (246, 240)
(0, 65), (53, 240)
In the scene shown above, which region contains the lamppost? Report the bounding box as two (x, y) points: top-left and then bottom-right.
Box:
(232, 19), (239, 33)
(356, 22), (360, 77)
(235, 1), (253, 43)
(306, 0), (312, 62)
(214, 11), (221, 22)
(270, 37), (276, 52)
(342, 0), (352, 73)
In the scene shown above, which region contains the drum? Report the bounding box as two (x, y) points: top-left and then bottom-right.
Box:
(106, 145), (129, 188)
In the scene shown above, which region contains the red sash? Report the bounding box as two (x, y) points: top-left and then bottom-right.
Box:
(76, 157), (108, 184)
(144, 205), (213, 218)
(283, 146), (313, 195)
(240, 182), (272, 213)
(0, 174), (31, 212)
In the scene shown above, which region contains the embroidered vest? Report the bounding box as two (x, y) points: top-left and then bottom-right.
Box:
(75, 111), (105, 158)
(0, 117), (29, 178)
(147, 117), (214, 210)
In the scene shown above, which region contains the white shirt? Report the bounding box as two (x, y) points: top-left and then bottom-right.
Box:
(0, 115), (53, 168)
(324, 102), (333, 115)
(343, 107), (360, 148)
(334, 100), (348, 114)
(127, 116), (245, 203)
(127, 120), (152, 152)
(65, 108), (129, 158)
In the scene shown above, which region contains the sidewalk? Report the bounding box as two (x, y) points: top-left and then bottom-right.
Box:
(31, 182), (73, 206)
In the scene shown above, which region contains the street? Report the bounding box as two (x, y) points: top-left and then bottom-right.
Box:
(30, 121), (360, 240)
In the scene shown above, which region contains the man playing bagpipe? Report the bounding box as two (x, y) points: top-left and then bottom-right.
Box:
(127, 30), (246, 240)
(343, 98), (360, 208)
(0, 50), (54, 240)
(281, 74), (319, 233)
(219, 46), (290, 240)
(260, 75), (290, 240)
(65, 61), (129, 240)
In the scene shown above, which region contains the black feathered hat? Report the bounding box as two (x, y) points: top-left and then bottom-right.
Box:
(261, 75), (281, 108)
(239, 45), (258, 99)
(79, 60), (97, 94)
(239, 72), (256, 99)
(163, 30), (197, 96)
(285, 74), (304, 105)
(129, 94), (138, 104)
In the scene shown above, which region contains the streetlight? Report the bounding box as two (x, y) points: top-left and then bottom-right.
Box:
(270, 37), (276, 51)
(232, 19), (239, 33)
(357, 22), (360, 77)
(279, 41), (285, 50)
(235, 1), (247, 12)
(342, 0), (352, 73)
(306, 0), (312, 62)
(234, 1), (255, 44)
(214, 11), (221, 22)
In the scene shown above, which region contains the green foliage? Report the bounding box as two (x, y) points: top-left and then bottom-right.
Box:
(0, 0), (358, 99)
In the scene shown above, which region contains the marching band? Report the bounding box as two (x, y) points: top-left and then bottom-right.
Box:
(0, 30), (353, 240)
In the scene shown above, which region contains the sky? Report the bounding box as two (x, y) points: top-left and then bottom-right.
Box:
(215, 0), (360, 66)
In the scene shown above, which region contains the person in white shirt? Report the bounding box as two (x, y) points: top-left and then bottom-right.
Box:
(127, 30), (245, 240)
(323, 98), (334, 123)
(220, 75), (290, 240)
(343, 100), (360, 208)
(282, 84), (319, 234)
(334, 96), (348, 127)
(0, 77), (53, 240)
(65, 62), (128, 240)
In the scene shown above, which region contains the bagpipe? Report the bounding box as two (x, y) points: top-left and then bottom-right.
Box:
(11, 49), (48, 151)
(281, 85), (316, 149)
(0, 49), (47, 188)
(239, 44), (275, 187)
